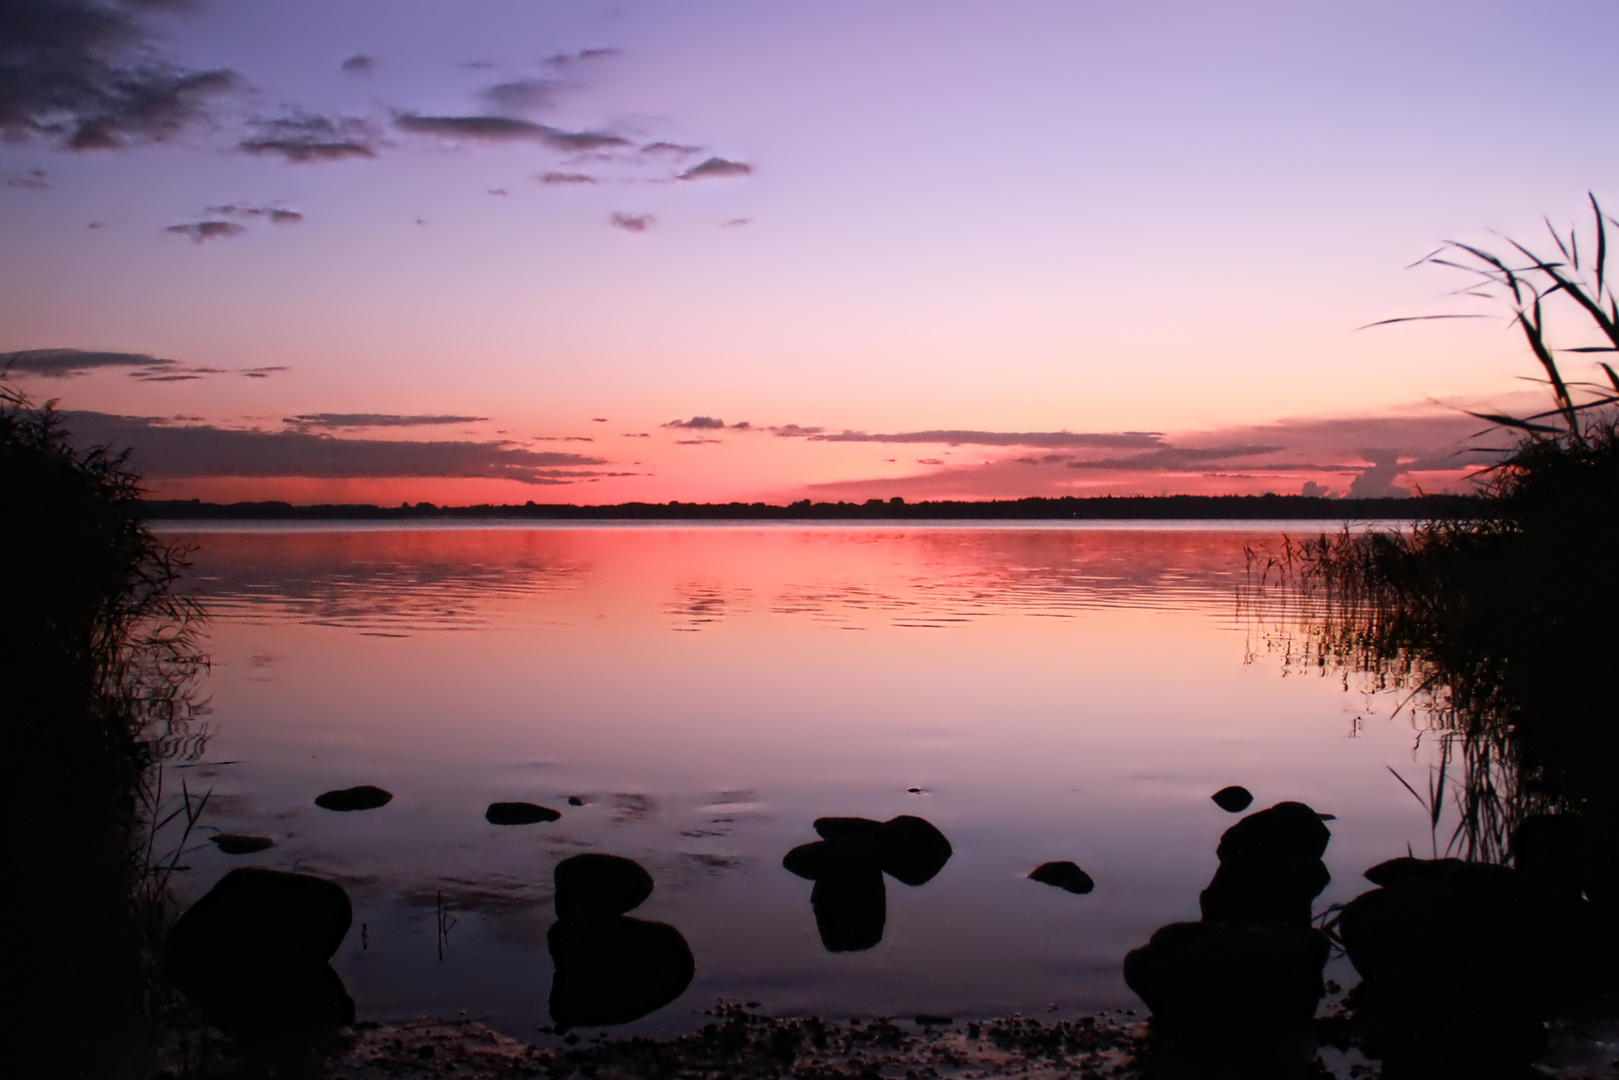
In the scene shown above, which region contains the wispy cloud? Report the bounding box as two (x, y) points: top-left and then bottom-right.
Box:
(238, 112), (380, 162)
(800, 429), (1164, 449)
(610, 212), (653, 232)
(678, 157), (752, 180)
(543, 47), (620, 67)
(537, 171), (596, 185)
(2, 168), (50, 189)
(164, 220), (245, 243)
(0, 0), (239, 151)
(340, 55), (375, 74)
(206, 203), (304, 224)
(2, 348), (174, 378)
(481, 79), (567, 114)
(663, 416), (726, 429)
(57, 411), (611, 485)
(284, 413), (490, 429)
(641, 141), (700, 156)
(2, 347), (287, 381)
(394, 113), (629, 151)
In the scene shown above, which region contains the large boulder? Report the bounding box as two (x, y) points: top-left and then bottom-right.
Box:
(1338, 859), (1597, 1077)
(163, 869), (354, 1041)
(877, 815), (952, 886)
(1199, 802), (1331, 929)
(1124, 921), (1328, 1078)
(783, 814), (951, 952)
(554, 853), (654, 920)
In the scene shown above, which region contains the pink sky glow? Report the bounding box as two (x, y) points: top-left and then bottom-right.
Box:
(2, 1), (1614, 504)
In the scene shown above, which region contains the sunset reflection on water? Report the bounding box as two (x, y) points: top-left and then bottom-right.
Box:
(160, 523), (1434, 1039)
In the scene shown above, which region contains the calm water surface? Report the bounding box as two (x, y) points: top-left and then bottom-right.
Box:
(160, 523), (1436, 1040)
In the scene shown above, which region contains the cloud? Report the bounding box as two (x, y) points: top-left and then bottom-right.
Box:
(394, 113), (629, 151)
(640, 141), (699, 156)
(678, 156), (752, 180)
(543, 47), (620, 67)
(238, 112), (379, 162)
(2, 347), (288, 381)
(205, 203), (303, 224)
(1062, 444), (1283, 471)
(1, 347), (174, 378)
(610, 212), (653, 232)
(0, 0), (239, 151)
(916, 458), (944, 465)
(340, 54), (374, 74)
(284, 413), (491, 429)
(769, 424), (825, 437)
(3, 168), (50, 189)
(722, 217), (752, 227)
(1300, 481), (1332, 497)
(804, 429), (1165, 449)
(481, 78), (566, 113)
(55, 411), (611, 485)
(164, 219), (245, 243)
(676, 438), (721, 445)
(537, 171), (596, 185)
(663, 416), (726, 429)
(1346, 450), (1407, 498)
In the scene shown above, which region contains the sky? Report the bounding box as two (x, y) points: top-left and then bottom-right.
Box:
(2, 0), (1616, 505)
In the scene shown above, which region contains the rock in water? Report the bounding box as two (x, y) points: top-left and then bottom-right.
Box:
(163, 868), (354, 1041)
(1124, 921), (1328, 1076)
(548, 916), (695, 1029)
(1215, 802), (1330, 863)
(1210, 785), (1253, 813)
(813, 816), (883, 840)
(811, 862), (887, 952)
(486, 801), (561, 825)
(209, 834), (274, 855)
(314, 785), (393, 812)
(1028, 860), (1095, 894)
(877, 815), (953, 886)
(554, 853), (654, 920)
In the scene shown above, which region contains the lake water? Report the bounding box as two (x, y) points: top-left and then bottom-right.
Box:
(158, 522), (1439, 1041)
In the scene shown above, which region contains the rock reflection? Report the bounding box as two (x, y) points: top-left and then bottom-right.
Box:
(547, 854), (695, 1030)
(783, 815), (952, 952)
(1124, 802), (1332, 1078)
(163, 868), (355, 1043)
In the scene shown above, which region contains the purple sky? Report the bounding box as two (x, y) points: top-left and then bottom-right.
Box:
(3, 0), (1615, 502)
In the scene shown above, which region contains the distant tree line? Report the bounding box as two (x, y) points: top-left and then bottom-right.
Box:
(141, 492), (1481, 522)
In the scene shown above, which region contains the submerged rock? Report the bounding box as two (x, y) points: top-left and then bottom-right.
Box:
(567, 795), (586, 807)
(1028, 860), (1095, 894)
(163, 868), (354, 1041)
(314, 785), (393, 812)
(209, 834), (274, 855)
(486, 801), (561, 826)
(554, 853), (654, 920)
(1210, 785), (1253, 813)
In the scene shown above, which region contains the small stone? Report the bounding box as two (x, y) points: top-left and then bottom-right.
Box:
(567, 796), (586, 807)
(210, 834), (274, 855)
(1211, 786), (1254, 813)
(1029, 860), (1095, 894)
(486, 802), (561, 826)
(314, 785), (393, 812)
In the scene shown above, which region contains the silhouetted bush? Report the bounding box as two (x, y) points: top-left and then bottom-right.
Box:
(2, 384), (205, 1076)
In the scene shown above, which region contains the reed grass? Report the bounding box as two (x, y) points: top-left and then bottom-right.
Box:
(1243, 195), (1619, 863)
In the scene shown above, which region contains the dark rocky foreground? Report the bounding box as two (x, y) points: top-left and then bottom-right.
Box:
(130, 1005), (1619, 1080)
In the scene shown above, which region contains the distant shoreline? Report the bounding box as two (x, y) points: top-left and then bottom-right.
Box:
(141, 493), (1479, 521)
